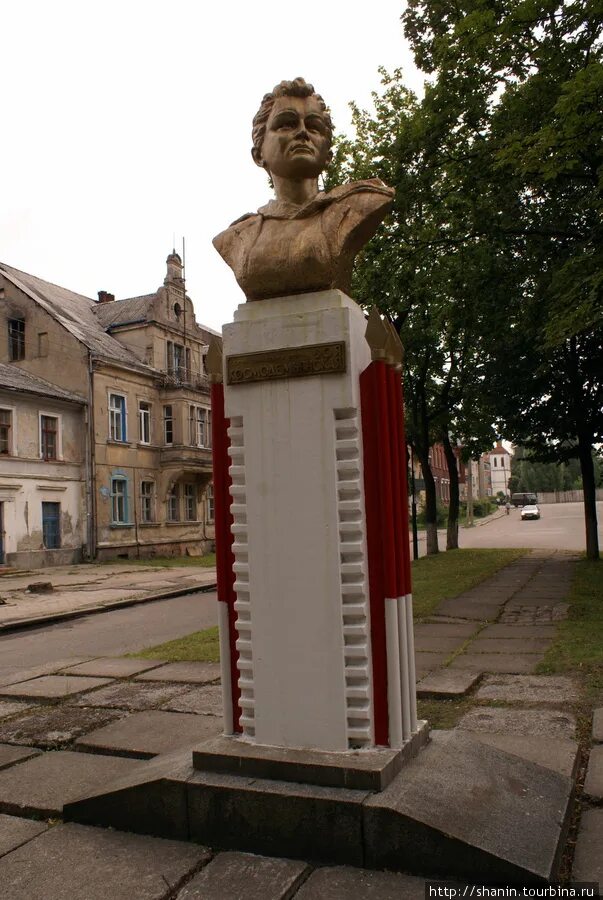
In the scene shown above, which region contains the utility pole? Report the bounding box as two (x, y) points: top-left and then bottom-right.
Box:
(466, 459), (474, 527)
(409, 444), (419, 560)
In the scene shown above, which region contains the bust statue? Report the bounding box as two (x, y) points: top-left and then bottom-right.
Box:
(213, 77), (395, 302)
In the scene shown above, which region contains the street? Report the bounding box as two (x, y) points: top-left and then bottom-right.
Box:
(423, 500), (603, 555)
(0, 590), (218, 684)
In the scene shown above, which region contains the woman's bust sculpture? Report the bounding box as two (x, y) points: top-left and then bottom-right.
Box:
(213, 77), (394, 302)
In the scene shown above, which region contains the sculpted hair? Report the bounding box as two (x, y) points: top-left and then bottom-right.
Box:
(251, 77), (333, 161)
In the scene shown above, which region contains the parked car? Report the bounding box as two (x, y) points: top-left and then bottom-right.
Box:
(521, 504), (541, 520)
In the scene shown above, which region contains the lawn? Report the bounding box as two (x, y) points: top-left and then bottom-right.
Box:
(130, 547), (527, 663)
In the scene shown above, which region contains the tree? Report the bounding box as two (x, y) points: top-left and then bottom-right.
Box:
(402, 0), (603, 559)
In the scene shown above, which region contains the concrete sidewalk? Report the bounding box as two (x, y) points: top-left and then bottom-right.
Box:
(0, 562), (217, 632)
(0, 550), (600, 898)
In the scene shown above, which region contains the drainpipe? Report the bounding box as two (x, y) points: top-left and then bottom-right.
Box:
(87, 352), (97, 558)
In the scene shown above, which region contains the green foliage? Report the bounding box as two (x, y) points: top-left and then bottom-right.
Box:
(128, 626), (220, 663)
(510, 446), (603, 493)
(538, 559), (603, 675)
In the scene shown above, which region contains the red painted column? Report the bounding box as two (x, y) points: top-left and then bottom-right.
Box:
(360, 362), (389, 746)
(210, 381), (242, 733)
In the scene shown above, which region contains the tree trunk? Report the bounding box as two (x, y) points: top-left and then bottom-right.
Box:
(416, 446), (439, 555)
(442, 431), (460, 550)
(577, 433), (600, 560)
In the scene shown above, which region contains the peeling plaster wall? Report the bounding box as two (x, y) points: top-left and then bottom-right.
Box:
(0, 392), (86, 567)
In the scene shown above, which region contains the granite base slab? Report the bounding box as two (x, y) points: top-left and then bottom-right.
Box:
(65, 730), (575, 884)
(192, 722), (429, 791)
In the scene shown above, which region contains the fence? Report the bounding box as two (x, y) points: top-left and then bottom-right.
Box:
(538, 489), (603, 504)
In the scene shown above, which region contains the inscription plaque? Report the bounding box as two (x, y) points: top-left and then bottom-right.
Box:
(227, 341), (346, 385)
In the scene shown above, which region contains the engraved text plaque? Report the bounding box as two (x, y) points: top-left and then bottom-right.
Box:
(227, 341), (346, 385)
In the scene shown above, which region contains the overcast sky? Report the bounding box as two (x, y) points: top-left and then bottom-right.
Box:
(2, 1), (423, 331)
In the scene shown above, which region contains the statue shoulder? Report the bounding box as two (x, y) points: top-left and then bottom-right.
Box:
(212, 214), (261, 262)
(327, 179), (395, 213)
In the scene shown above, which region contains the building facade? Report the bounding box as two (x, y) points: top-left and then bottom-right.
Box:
(0, 254), (216, 567)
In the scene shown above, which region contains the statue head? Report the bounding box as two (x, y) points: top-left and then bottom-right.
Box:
(251, 78), (334, 181)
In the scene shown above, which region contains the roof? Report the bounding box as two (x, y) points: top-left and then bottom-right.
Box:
(94, 294), (156, 329)
(0, 263), (155, 374)
(0, 363), (86, 404)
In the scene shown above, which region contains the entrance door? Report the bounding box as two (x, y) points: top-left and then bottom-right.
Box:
(0, 502), (4, 564)
(42, 502), (61, 549)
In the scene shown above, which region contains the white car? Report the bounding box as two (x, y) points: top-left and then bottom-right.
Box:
(521, 504), (541, 520)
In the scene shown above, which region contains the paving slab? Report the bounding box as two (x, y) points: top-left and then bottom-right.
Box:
(416, 668), (481, 698)
(414, 652), (449, 680)
(593, 708), (603, 743)
(71, 681), (189, 711)
(414, 622), (478, 638)
(176, 851), (310, 900)
(468, 637), (552, 654)
(0, 744), (41, 771)
(59, 658), (166, 678)
(0, 705), (123, 750)
(571, 808), (603, 884)
(0, 674), (113, 701)
(76, 710), (223, 758)
(0, 700), (35, 719)
(413, 635), (463, 653)
(0, 814), (48, 858)
(479, 624), (556, 639)
(434, 599), (502, 621)
(467, 733), (579, 778)
(583, 745), (603, 802)
(458, 707), (576, 740)
(364, 729), (573, 882)
(294, 865), (431, 899)
(161, 685), (223, 716)
(476, 674), (579, 705)
(0, 822), (211, 900)
(136, 662), (221, 684)
(0, 750), (143, 816)
(0, 658), (95, 688)
(449, 652), (543, 674)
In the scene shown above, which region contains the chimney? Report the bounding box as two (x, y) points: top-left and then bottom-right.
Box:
(98, 290), (115, 303)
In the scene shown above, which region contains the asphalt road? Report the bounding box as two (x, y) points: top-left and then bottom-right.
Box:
(0, 590), (219, 683)
(451, 500), (603, 553)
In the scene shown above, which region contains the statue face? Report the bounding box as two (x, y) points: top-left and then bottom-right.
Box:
(257, 95), (331, 180)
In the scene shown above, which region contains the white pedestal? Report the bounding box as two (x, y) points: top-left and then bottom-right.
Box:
(223, 291), (372, 751)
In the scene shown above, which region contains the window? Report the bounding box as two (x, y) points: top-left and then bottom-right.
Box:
(493, 457), (497, 467)
(111, 478), (128, 524)
(188, 406), (211, 448)
(0, 409), (12, 455)
(206, 484), (214, 522)
(138, 401), (151, 444)
(41, 502), (61, 549)
(140, 481), (155, 523)
(167, 484), (179, 521)
(109, 394), (127, 442)
(163, 405), (173, 445)
(40, 415), (58, 460)
(8, 319), (25, 360)
(167, 341), (189, 380)
(184, 483), (197, 521)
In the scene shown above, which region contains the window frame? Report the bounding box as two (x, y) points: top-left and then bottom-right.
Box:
(163, 404), (174, 445)
(166, 483), (180, 522)
(140, 480), (155, 524)
(184, 483), (197, 521)
(39, 412), (61, 461)
(109, 392), (127, 442)
(110, 476), (129, 525)
(138, 400), (151, 445)
(0, 407), (14, 455)
(8, 318), (25, 361)
(206, 484), (215, 522)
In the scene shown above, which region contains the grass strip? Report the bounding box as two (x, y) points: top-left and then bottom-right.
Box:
(129, 548), (527, 664)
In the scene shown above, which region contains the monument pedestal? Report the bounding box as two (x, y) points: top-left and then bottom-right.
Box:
(213, 290), (421, 754)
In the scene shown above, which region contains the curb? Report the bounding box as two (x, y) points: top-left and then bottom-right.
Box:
(0, 581), (218, 635)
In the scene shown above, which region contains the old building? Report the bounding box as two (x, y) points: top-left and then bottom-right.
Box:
(0, 253), (216, 566)
(482, 441), (512, 497)
(0, 364), (86, 567)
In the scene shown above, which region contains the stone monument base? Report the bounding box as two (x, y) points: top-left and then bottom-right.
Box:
(192, 722), (429, 792)
(64, 730), (575, 886)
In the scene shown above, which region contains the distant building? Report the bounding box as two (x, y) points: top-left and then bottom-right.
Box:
(0, 253), (217, 567)
(481, 441), (512, 497)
